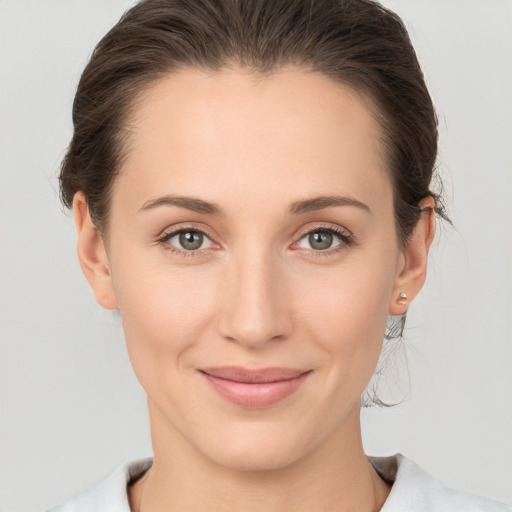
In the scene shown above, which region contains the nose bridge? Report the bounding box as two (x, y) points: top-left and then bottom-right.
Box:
(217, 242), (291, 348)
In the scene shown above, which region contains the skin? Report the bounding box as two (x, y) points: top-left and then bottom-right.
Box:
(74, 66), (435, 512)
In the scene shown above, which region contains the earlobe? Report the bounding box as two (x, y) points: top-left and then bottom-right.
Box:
(73, 192), (118, 310)
(389, 197), (436, 316)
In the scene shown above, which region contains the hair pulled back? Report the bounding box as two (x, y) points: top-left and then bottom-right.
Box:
(60, 0), (445, 246)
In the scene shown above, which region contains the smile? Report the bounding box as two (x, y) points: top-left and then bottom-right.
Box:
(199, 366), (312, 408)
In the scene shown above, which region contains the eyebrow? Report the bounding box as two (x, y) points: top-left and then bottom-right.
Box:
(139, 195), (223, 215)
(289, 195), (371, 215)
(138, 194), (370, 216)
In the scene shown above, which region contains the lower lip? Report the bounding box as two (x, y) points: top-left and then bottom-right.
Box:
(201, 372), (310, 408)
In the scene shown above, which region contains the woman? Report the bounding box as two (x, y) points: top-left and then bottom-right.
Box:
(45, 0), (510, 510)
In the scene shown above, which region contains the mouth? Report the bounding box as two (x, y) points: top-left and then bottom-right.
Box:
(198, 366), (311, 408)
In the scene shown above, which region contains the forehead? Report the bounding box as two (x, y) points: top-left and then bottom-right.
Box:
(117, 66), (391, 213)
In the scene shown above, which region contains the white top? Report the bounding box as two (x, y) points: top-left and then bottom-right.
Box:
(47, 454), (511, 511)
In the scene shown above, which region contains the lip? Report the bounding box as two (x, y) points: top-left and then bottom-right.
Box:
(199, 366), (311, 408)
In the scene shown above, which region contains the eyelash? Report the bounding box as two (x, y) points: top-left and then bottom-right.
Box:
(157, 224), (355, 258)
(293, 225), (355, 258)
(157, 226), (215, 258)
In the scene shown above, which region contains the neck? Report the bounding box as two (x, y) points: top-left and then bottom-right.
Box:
(130, 402), (390, 512)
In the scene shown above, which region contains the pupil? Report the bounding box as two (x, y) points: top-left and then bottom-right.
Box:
(309, 231), (333, 250)
(179, 231), (203, 250)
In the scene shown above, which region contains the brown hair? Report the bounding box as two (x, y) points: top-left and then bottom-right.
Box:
(60, 0), (447, 245)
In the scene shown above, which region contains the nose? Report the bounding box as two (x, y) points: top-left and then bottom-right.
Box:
(216, 248), (293, 349)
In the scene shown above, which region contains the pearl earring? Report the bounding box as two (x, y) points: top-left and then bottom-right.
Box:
(397, 292), (408, 305)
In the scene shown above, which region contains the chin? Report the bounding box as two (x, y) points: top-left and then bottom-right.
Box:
(193, 418), (321, 473)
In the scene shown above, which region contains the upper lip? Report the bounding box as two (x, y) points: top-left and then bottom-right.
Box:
(199, 366), (308, 383)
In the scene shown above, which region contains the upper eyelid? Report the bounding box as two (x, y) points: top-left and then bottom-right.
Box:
(290, 225), (354, 254)
(158, 223), (352, 241)
(159, 223), (217, 241)
(294, 223), (352, 239)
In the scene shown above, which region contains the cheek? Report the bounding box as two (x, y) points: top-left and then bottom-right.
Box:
(109, 256), (218, 381)
(292, 252), (397, 384)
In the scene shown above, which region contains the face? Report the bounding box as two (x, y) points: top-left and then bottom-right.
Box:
(77, 66), (431, 471)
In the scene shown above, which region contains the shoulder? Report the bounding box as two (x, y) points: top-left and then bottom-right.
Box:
(370, 454), (511, 512)
(46, 458), (153, 512)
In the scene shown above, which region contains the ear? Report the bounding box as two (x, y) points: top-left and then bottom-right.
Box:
(73, 192), (118, 310)
(389, 197), (436, 315)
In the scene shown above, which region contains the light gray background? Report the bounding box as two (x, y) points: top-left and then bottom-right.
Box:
(1, 1), (511, 510)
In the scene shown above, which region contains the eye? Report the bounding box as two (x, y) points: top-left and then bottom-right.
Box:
(305, 231), (335, 250)
(295, 227), (351, 252)
(160, 229), (214, 252)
